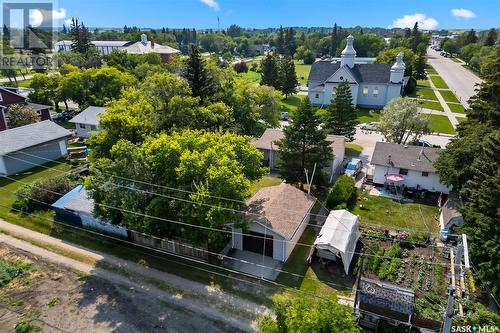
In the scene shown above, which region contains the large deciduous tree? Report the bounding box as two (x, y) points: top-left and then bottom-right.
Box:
(258, 293), (360, 333)
(6, 104), (39, 128)
(325, 81), (357, 141)
(378, 97), (429, 144)
(276, 98), (333, 186)
(86, 130), (265, 250)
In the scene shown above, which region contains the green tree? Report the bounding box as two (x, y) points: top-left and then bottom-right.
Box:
(325, 81), (357, 141)
(182, 45), (218, 103)
(258, 293), (360, 333)
(227, 24), (244, 38)
(326, 175), (355, 209)
(28, 74), (61, 109)
(276, 98), (333, 186)
(378, 97), (429, 144)
(69, 18), (91, 53)
(414, 52), (427, 80)
(279, 58), (298, 97)
(483, 28), (498, 46)
(375, 47), (416, 77)
(86, 130), (266, 250)
(260, 53), (280, 89)
(6, 104), (39, 128)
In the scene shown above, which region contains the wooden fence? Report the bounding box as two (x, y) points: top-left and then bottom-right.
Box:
(129, 230), (208, 261)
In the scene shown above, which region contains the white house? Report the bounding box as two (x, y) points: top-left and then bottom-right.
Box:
(231, 183), (316, 262)
(370, 142), (451, 194)
(251, 128), (345, 183)
(311, 209), (360, 274)
(308, 35), (406, 109)
(0, 121), (71, 175)
(69, 106), (106, 138)
(55, 34), (180, 61)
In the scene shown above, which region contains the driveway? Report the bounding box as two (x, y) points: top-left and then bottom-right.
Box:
(427, 48), (482, 107)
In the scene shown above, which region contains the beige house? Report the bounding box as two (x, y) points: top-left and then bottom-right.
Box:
(251, 128), (345, 183)
(231, 183), (316, 262)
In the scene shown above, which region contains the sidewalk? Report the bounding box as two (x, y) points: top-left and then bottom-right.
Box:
(0, 219), (268, 332)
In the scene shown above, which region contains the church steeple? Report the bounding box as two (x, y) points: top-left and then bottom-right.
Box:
(390, 51), (406, 83)
(340, 35), (356, 68)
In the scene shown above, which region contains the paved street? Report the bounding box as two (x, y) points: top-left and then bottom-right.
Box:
(427, 48), (482, 107)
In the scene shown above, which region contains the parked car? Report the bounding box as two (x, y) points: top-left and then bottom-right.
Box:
(416, 139), (441, 148)
(343, 158), (363, 178)
(360, 122), (378, 131)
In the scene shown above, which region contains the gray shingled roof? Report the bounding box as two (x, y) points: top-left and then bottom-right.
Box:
(371, 142), (441, 173)
(245, 183), (316, 240)
(252, 128), (345, 159)
(308, 61), (392, 84)
(0, 120), (71, 155)
(442, 194), (463, 228)
(27, 102), (52, 111)
(69, 106), (106, 126)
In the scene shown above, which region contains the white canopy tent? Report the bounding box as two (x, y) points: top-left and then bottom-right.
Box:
(313, 209), (361, 274)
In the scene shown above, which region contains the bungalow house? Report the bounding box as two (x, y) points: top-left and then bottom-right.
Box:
(52, 185), (128, 237)
(370, 142), (451, 194)
(69, 106), (106, 138)
(311, 209), (360, 274)
(308, 35), (406, 109)
(0, 120), (71, 175)
(439, 194), (464, 241)
(231, 183), (316, 262)
(0, 86), (52, 132)
(251, 128), (345, 183)
(55, 34), (180, 62)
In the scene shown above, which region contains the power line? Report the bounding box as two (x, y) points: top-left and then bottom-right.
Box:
(0, 176), (449, 266)
(5, 153), (436, 234)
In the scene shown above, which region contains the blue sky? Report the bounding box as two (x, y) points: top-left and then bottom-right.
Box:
(55, 0), (499, 30)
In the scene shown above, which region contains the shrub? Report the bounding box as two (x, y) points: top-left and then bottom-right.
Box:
(387, 243), (402, 258)
(303, 50), (315, 65)
(0, 260), (26, 288)
(404, 76), (417, 95)
(15, 320), (41, 333)
(250, 63), (259, 72)
(378, 258), (402, 281)
(233, 61), (248, 73)
(12, 175), (77, 212)
(326, 175), (355, 209)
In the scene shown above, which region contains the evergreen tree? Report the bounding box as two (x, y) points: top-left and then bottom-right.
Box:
(260, 53), (279, 89)
(330, 23), (339, 56)
(410, 22), (421, 52)
(465, 29), (477, 45)
(414, 52), (427, 80)
(276, 26), (285, 54)
(182, 44), (217, 103)
(279, 58), (298, 97)
(484, 28), (498, 46)
(62, 24), (67, 34)
(284, 27), (296, 55)
(325, 81), (357, 141)
(70, 18), (91, 53)
(276, 98), (333, 186)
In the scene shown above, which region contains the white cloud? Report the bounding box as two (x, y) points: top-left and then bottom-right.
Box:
(389, 13), (439, 30)
(64, 19), (73, 26)
(29, 8), (67, 27)
(199, 0), (220, 11)
(451, 8), (476, 19)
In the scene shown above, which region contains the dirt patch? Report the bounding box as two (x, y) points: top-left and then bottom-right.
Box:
(0, 244), (243, 333)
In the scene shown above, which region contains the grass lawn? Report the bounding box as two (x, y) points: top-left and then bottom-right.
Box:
(17, 79), (33, 88)
(427, 114), (456, 134)
(280, 95), (305, 117)
(409, 88), (438, 101)
(429, 75), (449, 89)
(350, 192), (439, 234)
(0, 161), (71, 234)
(249, 176), (282, 195)
(294, 61), (312, 86)
(356, 108), (381, 123)
(451, 57), (462, 63)
(276, 227), (354, 297)
(237, 70), (260, 83)
(416, 99), (444, 112)
(447, 103), (466, 114)
(425, 64), (437, 74)
(439, 90), (460, 104)
(417, 79), (431, 88)
(345, 144), (363, 157)
(456, 117), (467, 123)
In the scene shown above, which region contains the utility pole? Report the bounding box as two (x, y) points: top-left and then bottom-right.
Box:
(443, 239), (465, 333)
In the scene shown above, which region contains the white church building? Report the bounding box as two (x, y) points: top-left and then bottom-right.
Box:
(308, 35), (407, 109)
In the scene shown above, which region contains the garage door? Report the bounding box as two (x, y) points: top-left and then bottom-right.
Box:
(243, 231), (273, 258)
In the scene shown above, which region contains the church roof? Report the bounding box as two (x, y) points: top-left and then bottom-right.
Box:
(308, 61), (393, 84)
